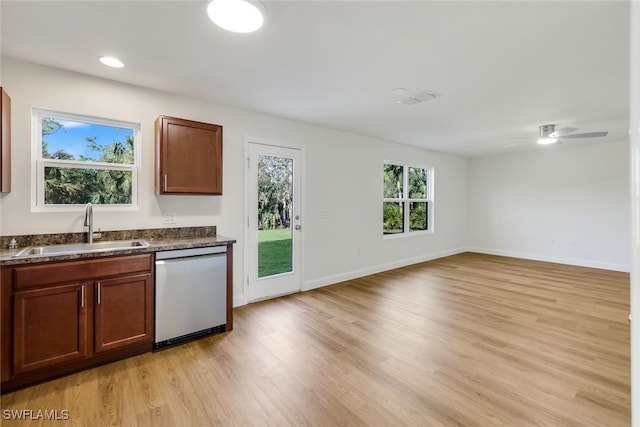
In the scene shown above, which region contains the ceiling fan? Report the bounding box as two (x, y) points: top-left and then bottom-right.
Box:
(505, 124), (609, 148)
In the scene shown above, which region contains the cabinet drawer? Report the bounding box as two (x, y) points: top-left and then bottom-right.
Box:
(13, 254), (153, 290)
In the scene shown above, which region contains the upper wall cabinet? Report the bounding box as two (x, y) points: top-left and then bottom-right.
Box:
(0, 87), (11, 193)
(155, 116), (222, 195)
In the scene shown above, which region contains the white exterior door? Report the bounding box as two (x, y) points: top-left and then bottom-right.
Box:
(246, 142), (302, 302)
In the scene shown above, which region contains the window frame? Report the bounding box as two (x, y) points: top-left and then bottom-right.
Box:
(31, 108), (141, 212)
(383, 161), (434, 238)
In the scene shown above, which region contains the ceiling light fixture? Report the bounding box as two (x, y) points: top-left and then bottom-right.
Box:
(537, 124), (559, 145)
(99, 56), (124, 68)
(207, 0), (265, 33)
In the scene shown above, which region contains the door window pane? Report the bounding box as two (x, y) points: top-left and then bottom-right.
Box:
(257, 155), (293, 278)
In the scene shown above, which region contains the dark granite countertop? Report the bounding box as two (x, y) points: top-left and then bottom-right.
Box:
(0, 228), (236, 266)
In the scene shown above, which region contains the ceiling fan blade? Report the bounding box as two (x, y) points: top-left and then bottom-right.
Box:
(504, 135), (536, 148)
(549, 126), (578, 137)
(560, 131), (608, 139)
(504, 139), (533, 148)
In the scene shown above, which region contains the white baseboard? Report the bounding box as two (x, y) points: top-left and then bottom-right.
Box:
(302, 247), (468, 291)
(466, 246), (630, 273)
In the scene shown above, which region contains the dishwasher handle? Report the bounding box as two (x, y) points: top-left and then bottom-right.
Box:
(155, 253), (225, 266)
(156, 246), (226, 260)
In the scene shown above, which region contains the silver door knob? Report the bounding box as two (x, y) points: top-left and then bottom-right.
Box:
(295, 225), (301, 230)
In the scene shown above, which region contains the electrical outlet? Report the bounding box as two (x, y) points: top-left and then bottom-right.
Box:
(163, 212), (176, 224)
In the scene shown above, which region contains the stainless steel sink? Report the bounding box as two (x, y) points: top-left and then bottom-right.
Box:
(13, 239), (150, 257)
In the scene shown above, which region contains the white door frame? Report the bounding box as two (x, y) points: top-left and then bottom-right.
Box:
(243, 138), (304, 304)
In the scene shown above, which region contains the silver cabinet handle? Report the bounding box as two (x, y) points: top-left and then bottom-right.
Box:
(164, 174), (168, 191)
(97, 282), (101, 304)
(81, 285), (85, 308)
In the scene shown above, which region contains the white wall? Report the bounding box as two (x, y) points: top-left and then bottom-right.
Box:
(468, 141), (630, 271)
(302, 130), (469, 290)
(0, 57), (469, 305)
(629, 1), (639, 424)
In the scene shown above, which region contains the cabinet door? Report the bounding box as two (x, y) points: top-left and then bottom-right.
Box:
(13, 283), (88, 374)
(94, 273), (153, 353)
(155, 115), (222, 195)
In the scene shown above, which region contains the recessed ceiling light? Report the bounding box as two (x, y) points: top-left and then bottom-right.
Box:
(99, 56), (124, 68)
(207, 0), (265, 33)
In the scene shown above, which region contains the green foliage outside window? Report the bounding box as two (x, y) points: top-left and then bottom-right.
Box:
(257, 155), (293, 230)
(40, 116), (135, 205)
(383, 163), (431, 235)
(383, 202), (404, 234)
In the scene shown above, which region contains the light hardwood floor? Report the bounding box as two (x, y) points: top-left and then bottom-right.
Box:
(1, 253), (630, 426)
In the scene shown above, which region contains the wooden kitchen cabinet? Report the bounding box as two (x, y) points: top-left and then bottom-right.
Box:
(0, 87), (11, 193)
(2, 254), (154, 391)
(13, 282), (88, 374)
(94, 273), (153, 353)
(155, 115), (222, 195)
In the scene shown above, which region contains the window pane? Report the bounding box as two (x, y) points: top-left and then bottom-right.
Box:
(44, 167), (132, 205)
(409, 201), (428, 232)
(408, 167), (427, 199)
(383, 164), (404, 199)
(383, 201), (404, 234)
(257, 155), (294, 278)
(42, 117), (134, 165)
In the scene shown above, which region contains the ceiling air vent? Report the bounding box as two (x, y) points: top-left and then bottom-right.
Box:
(397, 90), (440, 106)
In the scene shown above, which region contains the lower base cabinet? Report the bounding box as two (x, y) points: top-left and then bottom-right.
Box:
(94, 273), (153, 353)
(13, 282), (88, 374)
(2, 254), (154, 391)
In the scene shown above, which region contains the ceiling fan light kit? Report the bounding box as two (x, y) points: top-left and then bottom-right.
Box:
(537, 124), (559, 145)
(535, 124), (608, 145)
(537, 137), (558, 145)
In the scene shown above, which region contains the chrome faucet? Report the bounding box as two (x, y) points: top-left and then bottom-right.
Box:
(84, 202), (93, 244)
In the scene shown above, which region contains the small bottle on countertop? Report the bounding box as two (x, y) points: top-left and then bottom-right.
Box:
(8, 239), (18, 249)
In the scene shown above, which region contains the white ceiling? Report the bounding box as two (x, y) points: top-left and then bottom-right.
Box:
(0, 1), (631, 157)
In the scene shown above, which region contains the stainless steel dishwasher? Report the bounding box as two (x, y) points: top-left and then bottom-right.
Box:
(154, 246), (227, 348)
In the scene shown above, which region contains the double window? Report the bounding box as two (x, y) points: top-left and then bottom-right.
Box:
(383, 163), (433, 236)
(32, 109), (140, 210)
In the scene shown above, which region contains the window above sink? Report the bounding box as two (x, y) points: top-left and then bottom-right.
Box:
(31, 108), (141, 212)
